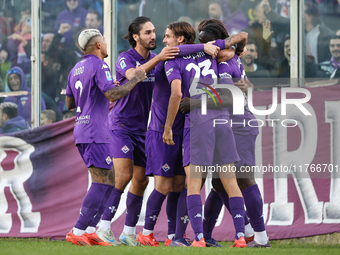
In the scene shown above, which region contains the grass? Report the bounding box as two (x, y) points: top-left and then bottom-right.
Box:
(1, 238), (340, 255)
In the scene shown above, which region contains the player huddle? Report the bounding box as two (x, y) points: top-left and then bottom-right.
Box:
(65, 16), (270, 248)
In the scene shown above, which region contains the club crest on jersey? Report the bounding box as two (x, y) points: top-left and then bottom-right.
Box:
(105, 71), (112, 81)
(120, 60), (126, 69)
(106, 156), (112, 165)
(162, 163), (170, 172)
(121, 145), (130, 154)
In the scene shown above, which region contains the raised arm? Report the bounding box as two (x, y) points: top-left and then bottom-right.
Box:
(125, 47), (180, 80)
(224, 32), (248, 55)
(105, 67), (147, 102)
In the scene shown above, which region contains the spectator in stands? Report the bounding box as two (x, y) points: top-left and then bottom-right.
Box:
(41, 109), (56, 126)
(305, 1), (335, 64)
(0, 77), (4, 103)
(62, 109), (76, 120)
(0, 102), (26, 134)
(337, 29), (340, 36)
(241, 40), (271, 89)
(240, 0), (262, 26)
(6, 15), (32, 77)
(89, 0), (103, 19)
(42, 33), (55, 53)
(46, 26), (84, 103)
(85, 9), (103, 33)
(319, 35), (340, 79)
(53, 0), (88, 48)
(4, 66), (46, 125)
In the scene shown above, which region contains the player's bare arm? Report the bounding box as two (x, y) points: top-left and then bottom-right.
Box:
(66, 96), (76, 110)
(163, 79), (182, 145)
(124, 47), (180, 80)
(105, 67), (146, 102)
(203, 41), (220, 59)
(224, 32), (248, 55)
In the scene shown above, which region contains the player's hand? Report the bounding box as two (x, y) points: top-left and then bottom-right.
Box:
(235, 76), (252, 93)
(163, 128), (175, 145)
(114, 81), (120, 87)
(0, 49), (8, 63)
(59, 23), (71, 34)
(179, 97), (191, 114)
(262, 0), (271, 14)
(133, 66), (147, 82)
(158, 46), (180, 61)
(204, 41), (220, 59)
(238, 46), (247, 58)
(262, 20), (273, 42)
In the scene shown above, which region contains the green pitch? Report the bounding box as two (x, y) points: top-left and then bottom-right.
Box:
(1, 239), (340, 255)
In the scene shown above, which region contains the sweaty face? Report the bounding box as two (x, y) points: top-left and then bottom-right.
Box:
(86, 13), (101, 29)
(163, 28), (179, 47)
(241, 43), (257, 66)
(8, 73), (21, 91)
(136, 21), (156, 50)
(329, 39), (340, 60)
(198, 31), (214, 44)
(284, 39), (291, 62)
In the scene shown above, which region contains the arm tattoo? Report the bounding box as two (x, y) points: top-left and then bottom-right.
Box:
(107, 77), (139, 102)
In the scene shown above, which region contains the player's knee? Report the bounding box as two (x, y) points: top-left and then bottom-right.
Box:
(237, 178), (256, 190)
(212, 178), (224, 193)
(156, 185), (171, 196)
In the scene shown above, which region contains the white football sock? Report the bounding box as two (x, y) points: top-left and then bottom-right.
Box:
(167, 234), (175, 240)
(98, 220), (111, 231)
(245, 223), (255, 237)
(85, 226), (96, 234)
(254, 231), (268, 245)
(73, 227), (85, 236)
(123, 225), (136, 235)
(142, 229), (153, 235)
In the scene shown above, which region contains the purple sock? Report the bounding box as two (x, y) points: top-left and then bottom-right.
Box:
(229, 196), (245, 239)
(242, 184), (265, 232)
(144, 189), (166, 231)
(89, 185), (114, 227)
(203, 189), (223, 240)
(174, 188), (189, 240)
(125, 191), (143, 227)
(101, 187), (124, 221)
(166, 192), (181, 235)
(74, 183), (109, 230)
(218, 189), (250, 225)
(187, 194), (203, 241)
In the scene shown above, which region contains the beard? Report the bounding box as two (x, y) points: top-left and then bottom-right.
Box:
(140, 38), (156, 50)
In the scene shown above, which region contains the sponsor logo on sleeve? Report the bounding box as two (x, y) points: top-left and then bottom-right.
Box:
(166, 68), (173, 77)
(219, 72), (232, 79)
(120, 60), (127, 69)
(105, 71), (112, 81)
(102, 63), (109, 69)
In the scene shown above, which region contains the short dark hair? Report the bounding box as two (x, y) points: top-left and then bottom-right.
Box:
(197, 19), (228, 36)
(166, 21), (196, 45)
(246, 39), (258, 52)
(123, 16), (151, 47)
(330, 35), (340, 41)
(42, 109), (56, 123)
(87, 9), (101, 21)
(0, 102), (18, 119)
(305, 2), (320, 26)
(200, 23), (228, 41)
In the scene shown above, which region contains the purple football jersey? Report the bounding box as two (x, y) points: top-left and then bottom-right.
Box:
(109, 47), (156, 135)
(66, 54), (116, 144)
(148, 44), (208, 135)
(165, 50), (228, 129)
(218, 55), (258, 135)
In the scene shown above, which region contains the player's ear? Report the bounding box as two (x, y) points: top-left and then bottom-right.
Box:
(178, 35), (184, 44)
(133, 34), (139, 42)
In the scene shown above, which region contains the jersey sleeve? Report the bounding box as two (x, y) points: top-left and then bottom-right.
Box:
(66, 73), (73, 97)
(214, 39), (226, 50)
(164, 59), (182, 84)
(95, 61), (116, 94)
(177, 44), (204, 56)
(116, 53), (136, 77)
(218, 62), (234, 84)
